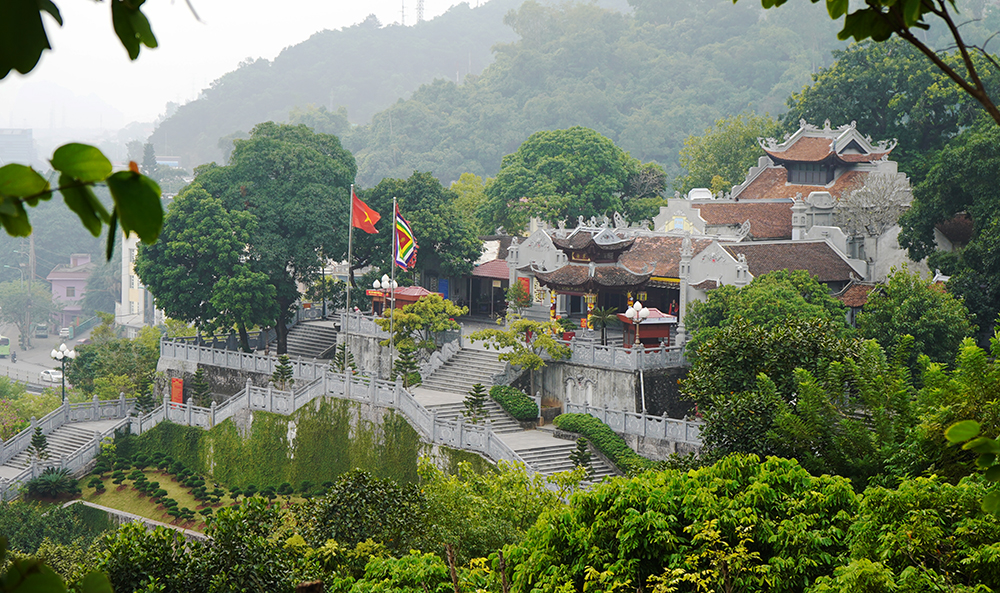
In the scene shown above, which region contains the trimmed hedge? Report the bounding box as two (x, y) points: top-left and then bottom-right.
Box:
(552, 413), (659, 474)
(489, 385), (538, 421)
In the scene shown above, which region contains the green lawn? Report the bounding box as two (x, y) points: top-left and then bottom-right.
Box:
(79, 469), (234, 532)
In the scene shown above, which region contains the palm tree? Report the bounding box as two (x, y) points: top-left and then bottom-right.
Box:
(589, 307), (619, 346)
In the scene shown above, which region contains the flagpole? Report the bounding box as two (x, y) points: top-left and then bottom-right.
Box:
(346, 184), (354, 335)
(389, 196), (397, 373)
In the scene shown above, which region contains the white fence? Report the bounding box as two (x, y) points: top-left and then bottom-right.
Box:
(0, 397), (136, 500)
(137, 346), (534, 472)
(564, 402), (702, 445)
(340, 311), (388, 338)
(564, 341), (685, 371)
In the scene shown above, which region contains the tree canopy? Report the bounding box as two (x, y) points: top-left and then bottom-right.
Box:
(676, 112), (780, 194)
(856, 265), (975, 366)
(479, 127), (662, 233)
(193, 122), (356, 353)
(684, 269), (849, 361)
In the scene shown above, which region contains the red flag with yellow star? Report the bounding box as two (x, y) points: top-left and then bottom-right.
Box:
(351, 189), (380, 234)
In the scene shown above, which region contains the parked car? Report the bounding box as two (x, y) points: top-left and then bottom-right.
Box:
(59, 327), (71, 338)
(39, 369), (63, 383)
(34, 324), (48, 338)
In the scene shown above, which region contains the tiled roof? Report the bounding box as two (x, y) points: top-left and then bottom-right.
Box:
(690, 279), (720, 291)
(472, 258), (510, 280)
(394, 286), (441, 298)
(721, 241), (857, 283)
(479, 235), (515, 260)
(618, 236), (714, 278)
(734, 168), (866, 201)
(534, 264), (650, 291)
(935, 213), (974, 246)
(837, 282), (878, 307)
(693, 200), (792, 239)
(551, 232), (633, 251)
(763, 136), (889, 164)
(764, 137), (834, 162)
(838, 152), (889, 163)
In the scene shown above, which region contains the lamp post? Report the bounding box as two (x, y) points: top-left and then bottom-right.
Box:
(50, 342), (76, 403)
(372, 274), (398, 313)
(624, 301), (649, 414)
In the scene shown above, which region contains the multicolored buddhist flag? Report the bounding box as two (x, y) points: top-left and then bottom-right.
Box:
(351, 189), (381, 234)
(394, 204), (418, 270)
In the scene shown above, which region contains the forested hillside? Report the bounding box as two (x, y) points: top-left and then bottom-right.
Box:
(148, 0), (525, 167)
(149, 0), (845, 181)
(347, 0), (846, 186)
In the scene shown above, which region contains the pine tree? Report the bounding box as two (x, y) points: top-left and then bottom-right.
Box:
(191, 367), (212, 407)
(391, 347), (421, 388)
(463, 383), (489, 424)
(331, 343), (357, 374)
(272, 355), (295, 390)
(136, 387), (155, 414)
(29, 427), (49, 461)
(569, 438), (593, 479)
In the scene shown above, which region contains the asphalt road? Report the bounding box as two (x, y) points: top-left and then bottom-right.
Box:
(0, 323), (93, 392)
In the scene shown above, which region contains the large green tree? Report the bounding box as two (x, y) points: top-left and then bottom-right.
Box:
(857, 265), (975, 366)
(0, 281), (60, 350)
(479, 126), (665, 233)
(737, 0), (1000, 128)
(676, 112), (780, 194)
(684, 269), (849, 362)
(898, 121), (1000, 337)
(351, 171), (482, 286)
(195, 122), (356, 354)
(135, 187), (255, 332)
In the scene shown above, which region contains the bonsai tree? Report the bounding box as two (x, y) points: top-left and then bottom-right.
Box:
(463, 383), (490, 424)
(272, 355), (294, 390)
(391, 345), (421, 388)
(191, 367), (212, 407)
(136, 387), (156, 414)
(471, 317), (571, 397)
(331, 343), (357, 374)
(569, 438), (593, 479)
(29, 427), (49, 461)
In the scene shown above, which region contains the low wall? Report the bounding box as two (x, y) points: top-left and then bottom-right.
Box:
(541, 362), (638, 411)
(340, 333), (393, 380)
(624, 434), (701, 460)
(156, 358), (271, 403)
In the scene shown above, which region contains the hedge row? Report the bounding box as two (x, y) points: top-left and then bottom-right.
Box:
(489, 385), (538, 421)
(552, 413), (659, 474)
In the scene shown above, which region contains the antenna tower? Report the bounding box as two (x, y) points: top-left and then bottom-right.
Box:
(401, 0), (405, 25)
(417, 0), (424, 22)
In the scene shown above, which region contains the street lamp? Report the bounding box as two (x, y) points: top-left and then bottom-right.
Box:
(2, 265), (24, 288)
(372, 274), (397, 313)
(50, 343), (76, 403)
(624, 301), (649, 414)
(624, 301), (649, 347)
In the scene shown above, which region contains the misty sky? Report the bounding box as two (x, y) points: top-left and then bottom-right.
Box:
(0, 0), (469, 132)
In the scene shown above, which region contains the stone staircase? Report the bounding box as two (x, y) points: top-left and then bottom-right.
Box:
(421, 348), (508, 395)
(6, 424), (97, 469)
(515, 440), (617, 481)
(425, 400), (524, 434)
(281, 322), (339, 359)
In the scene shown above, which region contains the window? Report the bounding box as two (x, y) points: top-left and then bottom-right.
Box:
(130, 275), (136, 289)
(65, 286), (75, 297)
(788, 163), (833, 185)
(129, 249), (136, 262)
(129, 301), (137, 314)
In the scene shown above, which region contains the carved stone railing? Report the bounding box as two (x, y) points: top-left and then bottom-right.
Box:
(0, 396), (136, 500)
(419, 340), (461, 378)
(339, 311), (388, 338)
(564, 341), (686, 371)
(565, 402), (702, 445)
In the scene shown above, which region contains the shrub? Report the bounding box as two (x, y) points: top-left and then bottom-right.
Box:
(25, 468), (77, 499)
(489, 385), (538, 421)
(553, 413), (659, 474)
(88, 476), (105, 492)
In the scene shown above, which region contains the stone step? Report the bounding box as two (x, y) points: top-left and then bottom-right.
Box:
(282, 324), (339, 359)
(515, 443), (617, 478)
(425, 401), (523, 433)
(5, 425), (97, 468)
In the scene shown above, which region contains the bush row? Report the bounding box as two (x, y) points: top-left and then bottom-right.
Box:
(552, 413), (659, 474)
(489, 385), (538, 421)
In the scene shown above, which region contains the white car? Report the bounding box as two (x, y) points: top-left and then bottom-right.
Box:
(40, 369), (63, 383)
(59, 328), (71, 338)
